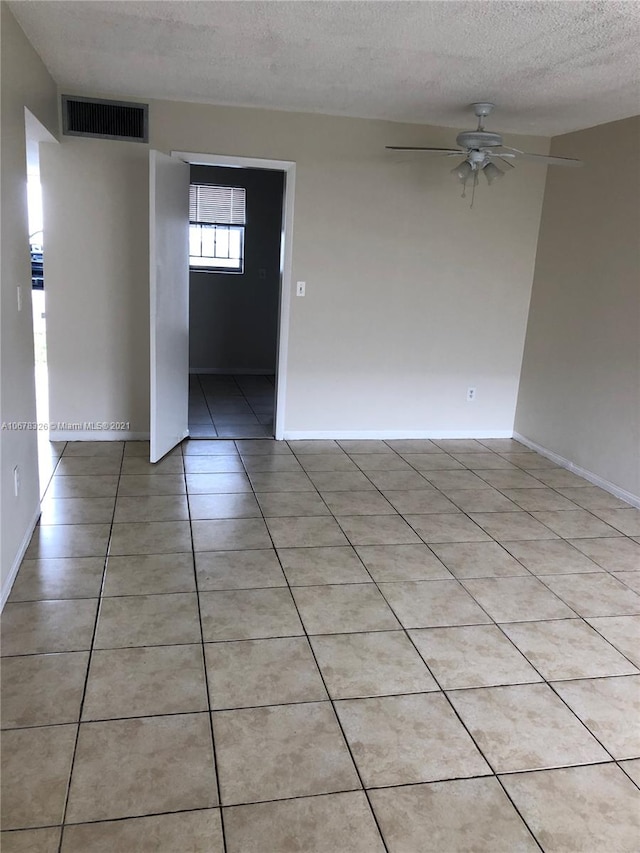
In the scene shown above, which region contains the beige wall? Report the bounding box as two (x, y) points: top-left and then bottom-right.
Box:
(45, 96), (549, 440)
(515, 116), (640, 498)
(1, 2), (58, 598)
(42, 137), (150, 434)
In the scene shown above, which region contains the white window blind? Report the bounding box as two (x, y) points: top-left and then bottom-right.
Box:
(189, 184), (246, 225)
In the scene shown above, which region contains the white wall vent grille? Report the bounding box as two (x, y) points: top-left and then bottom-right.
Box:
(61, 96), (148, 142)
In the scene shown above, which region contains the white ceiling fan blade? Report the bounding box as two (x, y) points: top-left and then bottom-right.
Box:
(484, 152), (515, 168)
(500, 146), (584, 167)
(385, 146), (464, 155)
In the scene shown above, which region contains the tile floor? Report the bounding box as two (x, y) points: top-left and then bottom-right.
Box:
(189, 374), (275, 439)
(2, 436), (640, 852)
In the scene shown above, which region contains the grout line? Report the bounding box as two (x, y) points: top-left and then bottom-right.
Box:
(195, 373), (218, 436)
(250, 473), (391, 853)
(7, 670), (640, 733)
(4, 618), (639, 659)
(7, 754), (636, 838)
(38, 441), (67, 502)
(56, 440), (126, 853)
(619, 761), (640, 792)
(182, 440), (228, 853)
(7, 750), (638, 839)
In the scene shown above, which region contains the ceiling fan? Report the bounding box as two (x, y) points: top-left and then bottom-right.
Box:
(386, 103), (583, 204)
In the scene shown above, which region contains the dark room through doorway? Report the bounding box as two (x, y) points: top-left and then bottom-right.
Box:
(187, 164), (285, 438)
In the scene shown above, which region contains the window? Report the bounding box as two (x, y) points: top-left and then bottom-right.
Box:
(189, 184), (246, 272)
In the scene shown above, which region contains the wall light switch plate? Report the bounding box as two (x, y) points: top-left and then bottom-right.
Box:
(296, 281), (306, 297)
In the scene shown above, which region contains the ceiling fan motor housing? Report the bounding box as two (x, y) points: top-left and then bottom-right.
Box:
(456, 130), (503, 149)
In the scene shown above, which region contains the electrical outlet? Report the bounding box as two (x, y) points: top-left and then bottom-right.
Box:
(296, 281), (306, 297)
(13, 465), (20, 497)
(467, 387), (477, 402)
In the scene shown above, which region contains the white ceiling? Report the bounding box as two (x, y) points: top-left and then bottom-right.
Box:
(10, 0), (640, 136)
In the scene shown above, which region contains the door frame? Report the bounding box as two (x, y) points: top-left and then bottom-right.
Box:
(172, 150), (296, 441)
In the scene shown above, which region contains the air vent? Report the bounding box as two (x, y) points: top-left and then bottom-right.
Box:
(62, 96), (148, 142)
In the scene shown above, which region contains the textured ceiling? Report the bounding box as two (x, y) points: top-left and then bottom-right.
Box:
(9, 0), (640, 136)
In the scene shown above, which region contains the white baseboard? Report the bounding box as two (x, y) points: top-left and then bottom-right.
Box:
(1, 506), (41, 610)
(513, 432), (640, 508)
(49, 431), (150, 442)
(284, 429), (514, 440)
(190, 368), (275, 375)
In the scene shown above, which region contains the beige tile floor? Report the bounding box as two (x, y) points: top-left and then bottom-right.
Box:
(2, 437), (640, 852)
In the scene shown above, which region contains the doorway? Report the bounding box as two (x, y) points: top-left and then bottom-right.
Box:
(187, 164), (284, 439)
(149, 151), (295, 450)
(25, 109), (57, 495)
(149, 150), (295, 459)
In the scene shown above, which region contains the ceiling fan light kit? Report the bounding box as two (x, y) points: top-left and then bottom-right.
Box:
(483, 162), (505, 185)
(451, 160), (474, 182)
(387, 103), (583, 206)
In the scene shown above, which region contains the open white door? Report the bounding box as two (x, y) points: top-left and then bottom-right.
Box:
(149, 150), (190, 462)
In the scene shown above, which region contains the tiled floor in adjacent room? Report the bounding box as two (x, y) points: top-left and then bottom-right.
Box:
(189, 374), (275, 439)
(2, 436), (640, 851)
